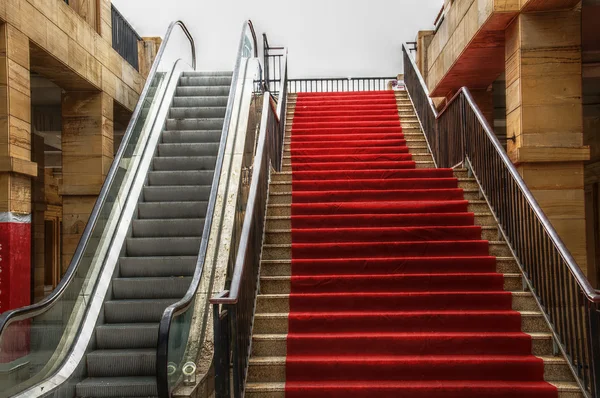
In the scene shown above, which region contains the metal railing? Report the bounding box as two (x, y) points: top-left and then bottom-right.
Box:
(111, 4), (142, 70)
(403, 43), (600, 397)
(263, 33), (285, 96)
(211, 50), (288, 398)
(288, 77), (396, 93)
(156, 20), (260, 398)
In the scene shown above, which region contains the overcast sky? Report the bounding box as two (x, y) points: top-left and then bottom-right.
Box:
(113, 0), (442, 78)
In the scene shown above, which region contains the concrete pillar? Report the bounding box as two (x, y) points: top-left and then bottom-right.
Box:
(0, 23), (37, 313)
(505, 10), (589, 271)
(61, 91), (113, 272)
(138, 37), (162, 79)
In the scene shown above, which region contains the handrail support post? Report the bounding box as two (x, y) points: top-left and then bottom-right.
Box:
(213, 304), (231, 398)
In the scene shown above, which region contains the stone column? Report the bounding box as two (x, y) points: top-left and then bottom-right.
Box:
(61, 91), (113, 272)
(0, 23), (37, 312)
(505, 9), (589, 271)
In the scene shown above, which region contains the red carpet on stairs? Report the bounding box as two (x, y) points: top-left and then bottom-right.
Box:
(285, 90), (558, 397)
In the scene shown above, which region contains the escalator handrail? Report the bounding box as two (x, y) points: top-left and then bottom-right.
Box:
(213, 51), (287, 305)
(0, 20), (196, 335)
(156, 20), (259, 397)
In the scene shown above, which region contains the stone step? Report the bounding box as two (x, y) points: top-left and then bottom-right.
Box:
(266, 187), (482, 205)
(267, 178), (478, 193)
(264, 225), (499, 243)
(243, 381), (583, 398)
(262, 240), (512, 260)
(259, 256), (519, 276)
(282, 140), (428, 150)
(266, 200), (492, 217)
(256, 291), (540, 314)
(270, 168), (468, 183)
(280, 160), (437, 172)
(250, 332), (555, 358)
(258, 273), (523, 295)
(265, 212), (496, 229)
(246, 354), (569, 383)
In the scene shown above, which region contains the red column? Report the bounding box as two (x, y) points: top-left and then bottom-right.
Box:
(0, 212), (31, 313)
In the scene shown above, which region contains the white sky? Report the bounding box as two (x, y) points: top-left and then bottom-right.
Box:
(113, 0), (442, 78)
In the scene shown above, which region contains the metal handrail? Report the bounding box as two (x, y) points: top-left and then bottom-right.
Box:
(211, 39), (288, 398)
(213, 55), (287, 306)
(402, 42), (600, 396)
(0, 20), (195, 336)
(402, 43), (598, 302)
(156, 20), (259, 397)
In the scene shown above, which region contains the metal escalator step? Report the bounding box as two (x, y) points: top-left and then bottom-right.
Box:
(87, 349), (156, 377)
(161, 130), (222, 144)
(96, 324), (159, 349)
(153, 156), (217, 171)
(169, 106), (227, 119)
(165, 118), (224, 131)
(172, 96), (229, 108)
(175, 85), (230, 97)
(147, 170), (215, 186)
(158, 143), (220, 157)
(137, 201), (208, 219)
(181, 71), (232, 77)
(119, 256), (197, 277)
(104, 299), (177, 323)
(132, 218), (204, 238)
(178, 75), (232, 87)
(126, 237), (201, 256)
(112, 277), (192, 299)
(76, 376), (157, 397)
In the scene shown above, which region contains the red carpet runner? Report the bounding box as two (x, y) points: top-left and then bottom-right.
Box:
(285, 91), (557, 397)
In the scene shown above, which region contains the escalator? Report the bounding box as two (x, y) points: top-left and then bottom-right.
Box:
(0, 20), (261, 398)
(76, 71), (232, 398)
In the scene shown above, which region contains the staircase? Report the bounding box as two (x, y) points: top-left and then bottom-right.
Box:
(75, 71), (232, 398)
(244, 90), (583, 397)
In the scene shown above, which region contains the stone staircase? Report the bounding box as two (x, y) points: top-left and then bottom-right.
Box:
(244, 91), (583, 397)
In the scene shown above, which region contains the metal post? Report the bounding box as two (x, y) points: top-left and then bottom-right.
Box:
(213, 305), (231, 398)
(588, 303), (600, 396)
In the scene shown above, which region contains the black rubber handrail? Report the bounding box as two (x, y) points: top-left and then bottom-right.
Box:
(0, 20), (195, 335)
(156, 20), (259, 398)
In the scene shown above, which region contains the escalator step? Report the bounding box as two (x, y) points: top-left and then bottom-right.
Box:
(153, 155), (217, 171)
(87, 349), (156, 377)
(96, 323), (159, 349)
(161, 130), (222, 144)
(157, 142), (220, 157)
(112, 277), (192, 299)
(137, 201), (208, 219)
(172, 95), (229, 108)
(179, 75), (232, 87)
(125, 237), (201, 257)
(119, 256), (197, 278)
(169, 106), (227, 119)
(142, 186), (211, 202)
(104, 299), (177, 323)
(76, 376), (157, 397)
(175, 85), (230, 97)
(147, 170), (215, 186)
(132, 218), (204, 238)
(165, 118), (225, 131)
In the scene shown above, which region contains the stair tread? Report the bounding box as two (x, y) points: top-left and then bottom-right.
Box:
(245, 380), (581, 390)
(249, 355), (565, 364)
